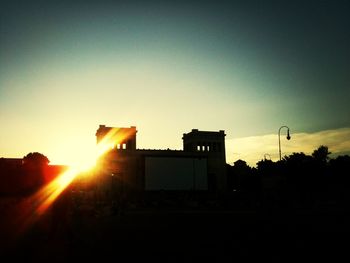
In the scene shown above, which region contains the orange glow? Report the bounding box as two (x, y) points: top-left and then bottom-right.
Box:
(35, 167), (79, 215)
(66, 127), (135, 172)
(9, 127), (133, 237)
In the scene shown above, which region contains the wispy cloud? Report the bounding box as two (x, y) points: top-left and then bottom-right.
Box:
(226, 127), (350, 167)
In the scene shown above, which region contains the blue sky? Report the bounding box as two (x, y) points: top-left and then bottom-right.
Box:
(1, 0), (350, 166)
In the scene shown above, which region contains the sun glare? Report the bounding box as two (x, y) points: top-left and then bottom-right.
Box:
(12, 127), (135, 236)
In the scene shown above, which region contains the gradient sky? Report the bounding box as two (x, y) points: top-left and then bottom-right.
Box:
(1, 0), (350, 166)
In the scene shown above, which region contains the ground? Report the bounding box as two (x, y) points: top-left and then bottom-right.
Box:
(1, 204), (349, 262)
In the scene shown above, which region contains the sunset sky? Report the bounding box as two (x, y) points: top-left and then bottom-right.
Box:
(1, 0), (350, 166)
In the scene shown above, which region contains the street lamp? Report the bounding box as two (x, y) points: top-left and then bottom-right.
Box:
(278, 126), (291, 160)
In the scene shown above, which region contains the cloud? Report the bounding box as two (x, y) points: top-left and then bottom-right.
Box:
(226, 127), (350, 167)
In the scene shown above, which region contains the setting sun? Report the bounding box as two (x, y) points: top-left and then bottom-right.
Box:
(1, 1), (350, 261)
(10, 126), (133, 237)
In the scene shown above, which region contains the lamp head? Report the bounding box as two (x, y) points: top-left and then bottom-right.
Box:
(286, 129), (291, 140)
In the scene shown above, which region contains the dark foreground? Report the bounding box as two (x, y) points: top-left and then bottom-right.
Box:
(2, 206), (350, 262)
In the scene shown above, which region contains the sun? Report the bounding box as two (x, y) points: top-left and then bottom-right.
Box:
(12, 131), (120, 237)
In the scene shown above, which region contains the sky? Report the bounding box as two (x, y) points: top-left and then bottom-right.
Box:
(1, 0), (350, 166)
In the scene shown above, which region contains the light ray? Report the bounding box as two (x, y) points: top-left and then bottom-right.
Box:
(11, 127), (132, 237)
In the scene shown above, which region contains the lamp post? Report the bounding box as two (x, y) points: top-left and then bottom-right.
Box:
(278, 126), (291, 161)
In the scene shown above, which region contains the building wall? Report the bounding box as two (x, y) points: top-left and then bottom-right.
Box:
(96, 125), (137, 150)
(95, 125), (227, 195)
(183, 129), (227, 192)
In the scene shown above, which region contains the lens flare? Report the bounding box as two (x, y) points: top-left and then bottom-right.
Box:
(8, 127), (134, 238)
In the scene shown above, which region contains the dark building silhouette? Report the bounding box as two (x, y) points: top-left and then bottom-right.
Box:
(0, 157), (68, 196)
(183, 129), (227, 191)
(95, 125), (227, 198)
(0, 158), (23, 168)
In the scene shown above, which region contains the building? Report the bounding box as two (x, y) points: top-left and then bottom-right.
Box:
(95, 125), (227, 198)
(0, 157), (68, 196)
(0, 158), (23, 169)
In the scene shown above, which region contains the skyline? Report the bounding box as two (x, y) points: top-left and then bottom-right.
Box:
(2, 125), (349, 168)
(1, 1), (350, 166)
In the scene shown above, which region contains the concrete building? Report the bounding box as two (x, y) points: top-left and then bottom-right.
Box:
(95, 125), (227, 198)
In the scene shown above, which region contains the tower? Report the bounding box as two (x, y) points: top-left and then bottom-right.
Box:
(183, 129), (227, 192)
(96, 125), (137, 150)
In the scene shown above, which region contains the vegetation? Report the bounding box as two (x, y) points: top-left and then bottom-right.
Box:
(0, 152), (50, 196)
(1, 146), (350, 212)
(227, 145), (350, 211)
(22, 152), (50, 167)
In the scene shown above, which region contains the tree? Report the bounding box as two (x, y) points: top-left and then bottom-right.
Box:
(22, 152), (50, 194)
(23, 152), (50, 167)
(312, 145), (331, 163)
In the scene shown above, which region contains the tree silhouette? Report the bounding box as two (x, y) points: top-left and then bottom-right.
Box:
(23, 152), (50, 167)
(226, 145), (350, 212)
(22, 152), (49, 194)
(228, 160), (260, 208)
(312, 145), (331, 163)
